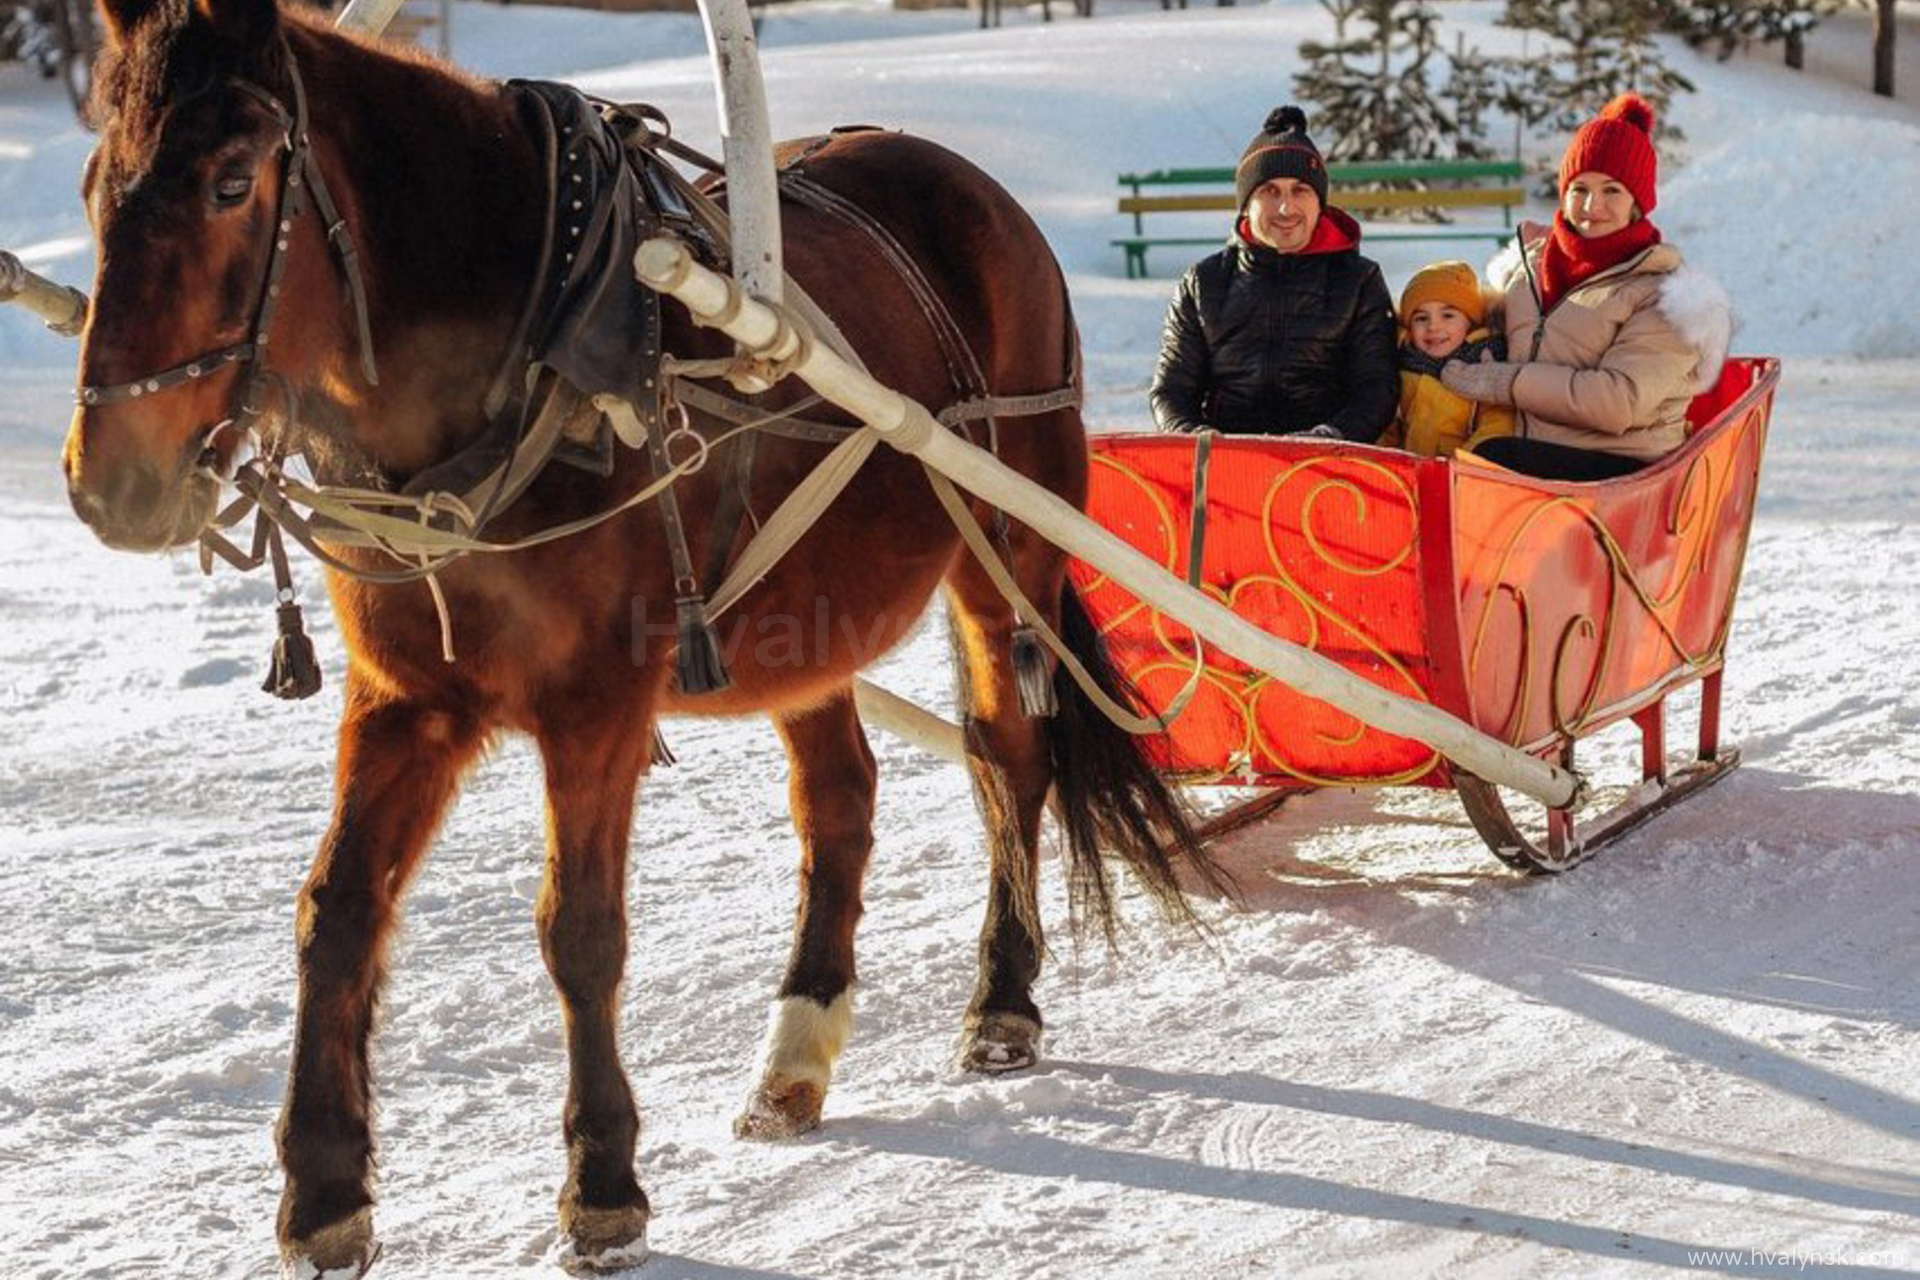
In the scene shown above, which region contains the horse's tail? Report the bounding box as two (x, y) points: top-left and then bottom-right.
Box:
(1045, 584), (1236, 941)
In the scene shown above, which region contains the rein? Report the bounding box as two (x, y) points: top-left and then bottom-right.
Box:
(143, 57), (1086, 706)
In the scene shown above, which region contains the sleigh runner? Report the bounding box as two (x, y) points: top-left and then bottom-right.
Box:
(1070, 356), (1776, 867)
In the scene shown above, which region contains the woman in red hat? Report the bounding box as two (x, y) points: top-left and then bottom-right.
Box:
(1440, 93), (1733, 480)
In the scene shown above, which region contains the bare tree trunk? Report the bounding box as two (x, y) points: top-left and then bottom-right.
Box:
(1785, 29), (1803, 71)
(1873, 0), (1895, 97)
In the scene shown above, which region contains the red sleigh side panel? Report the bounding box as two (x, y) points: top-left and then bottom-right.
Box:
(1071, 358), (1776, 787)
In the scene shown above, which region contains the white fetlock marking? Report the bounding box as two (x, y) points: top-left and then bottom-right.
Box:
(286, 1263), (364, 1280)
(759, 990), (854, 1092)
(552, 1229), (650, 1275)
(283, 1209), (376, 1280)
(286, 1251), (374, 1280)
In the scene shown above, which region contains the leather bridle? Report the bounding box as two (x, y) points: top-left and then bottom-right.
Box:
(76, 36), (379, 460)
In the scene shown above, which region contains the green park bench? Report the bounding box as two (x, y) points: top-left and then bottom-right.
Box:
(1114, 158), (1525, 278)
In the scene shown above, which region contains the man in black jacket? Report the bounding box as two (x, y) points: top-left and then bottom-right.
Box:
(1150, 106), (1398, 441)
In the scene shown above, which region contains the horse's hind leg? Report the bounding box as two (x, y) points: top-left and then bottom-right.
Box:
(277, 681), (485, 1276)
(736, 686), (876, 1140)
(945, 529), (1066, 1074)
(535, 713), (655, 1270)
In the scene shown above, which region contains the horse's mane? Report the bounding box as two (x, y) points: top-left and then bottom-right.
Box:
(96, 1), (266, 183)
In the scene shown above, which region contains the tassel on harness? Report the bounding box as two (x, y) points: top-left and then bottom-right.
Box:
(644, 389), (732, 695)
(673, 593), (731, 695)
(262, 522), (323, 701)
(1011, 625), (1057, 719)
(263, 601), (324, 701)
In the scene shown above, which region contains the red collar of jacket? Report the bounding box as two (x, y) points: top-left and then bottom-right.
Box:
(1236, 206), (1361, 258)
(1537, 210), (1662, 312)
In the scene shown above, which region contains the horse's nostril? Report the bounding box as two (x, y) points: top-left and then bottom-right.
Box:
(67, 456), (179, 548)
(104, 458), (165, 518)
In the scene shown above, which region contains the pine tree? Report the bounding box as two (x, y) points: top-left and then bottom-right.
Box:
(1439, 33), (1527, 161)
(1498, 0), (1695, 138)
(1294, 1), (1460, 161)
(2, 5), (45, 68)
(1664, 0), (1837, 66)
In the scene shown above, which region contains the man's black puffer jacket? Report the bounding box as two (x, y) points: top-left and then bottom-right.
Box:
(1150, 212), (1399, 440)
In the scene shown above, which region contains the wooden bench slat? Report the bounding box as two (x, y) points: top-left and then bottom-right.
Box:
(1115, 193), (1236, 215)
(1339, 160), (1524, 182)
(1118, 186), (1523, 216)
(1340, 187), (1524, 210)
(1114, 153), (1528, 277)
(1112, 227), (1513, 249)
(1111, 225), (1514, 279)
(1119, 160), (1524, 187)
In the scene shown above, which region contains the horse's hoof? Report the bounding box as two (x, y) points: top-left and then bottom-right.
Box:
(961, 1012), (1042, 1075)
(733, 1078), (824, 1141)
(554, 1202), (650, 1275)
(282, 1208), (380, 1280)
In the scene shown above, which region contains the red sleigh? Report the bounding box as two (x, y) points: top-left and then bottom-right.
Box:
(1072, 357), (1778, 870)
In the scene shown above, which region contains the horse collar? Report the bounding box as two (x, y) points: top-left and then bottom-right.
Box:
(76, 37), (380, 454)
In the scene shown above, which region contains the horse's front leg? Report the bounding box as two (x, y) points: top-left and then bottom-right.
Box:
(277, 684), (485, 1277)
(735, 687), (876, 1140)
(536, 715), (654, 1271)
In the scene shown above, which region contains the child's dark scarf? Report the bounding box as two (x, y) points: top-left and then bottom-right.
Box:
(1537, 210), (1662, 313)
(1403, 332), (1505, 379)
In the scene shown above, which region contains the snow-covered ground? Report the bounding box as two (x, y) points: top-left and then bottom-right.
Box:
(2, 3), (1917, 1278)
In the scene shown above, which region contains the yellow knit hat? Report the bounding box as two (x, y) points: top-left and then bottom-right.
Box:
(1398, 261), (1486, 327)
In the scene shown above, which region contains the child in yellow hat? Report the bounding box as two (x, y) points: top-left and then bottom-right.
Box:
(1376, 261), (1514, 458)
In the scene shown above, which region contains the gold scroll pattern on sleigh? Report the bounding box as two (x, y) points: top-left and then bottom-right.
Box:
(1069, 362), (1774, 791)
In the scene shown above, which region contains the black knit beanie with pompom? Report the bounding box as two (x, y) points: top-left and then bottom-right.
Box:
(1234, 105), (1329, 213)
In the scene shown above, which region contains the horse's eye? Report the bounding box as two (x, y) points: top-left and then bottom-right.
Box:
(212, 172), (253, 208)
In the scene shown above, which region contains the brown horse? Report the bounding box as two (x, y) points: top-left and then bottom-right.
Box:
(62, 0), (1220, 1272)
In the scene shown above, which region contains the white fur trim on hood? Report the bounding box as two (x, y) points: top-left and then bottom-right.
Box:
(1486, 237), (1529, 293)
(1658, 263), (1735, 393)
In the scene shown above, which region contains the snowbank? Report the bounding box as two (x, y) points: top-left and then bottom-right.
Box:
(1666, 112), (1920, 359)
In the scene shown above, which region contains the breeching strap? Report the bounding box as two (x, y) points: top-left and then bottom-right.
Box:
(920, 435), (1212, 738)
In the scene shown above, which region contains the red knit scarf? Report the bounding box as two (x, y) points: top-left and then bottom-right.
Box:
(1537, 210), (1662, 312)
(1235, 209), (1356, 256)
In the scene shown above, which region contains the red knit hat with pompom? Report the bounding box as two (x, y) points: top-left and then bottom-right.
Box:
(1558, 93), (1659, 214)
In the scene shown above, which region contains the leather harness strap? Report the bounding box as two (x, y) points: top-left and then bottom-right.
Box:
(183, 81), (1088, 682)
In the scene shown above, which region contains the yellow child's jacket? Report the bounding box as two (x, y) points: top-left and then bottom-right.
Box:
(1376, 330), (1515, 458)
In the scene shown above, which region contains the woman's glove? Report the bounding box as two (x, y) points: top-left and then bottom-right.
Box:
(1440, 352), (1523, 406)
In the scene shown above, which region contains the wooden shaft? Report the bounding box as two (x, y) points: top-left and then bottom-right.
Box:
(0, 251), (88, 336)
(695, 0), (783, 307)
(853, 679), (966, 764)
(634, 236), (1584, 810)
(334, 0), (407, 35)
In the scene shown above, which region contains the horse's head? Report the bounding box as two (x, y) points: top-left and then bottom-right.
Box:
(65, 0), (330, 551)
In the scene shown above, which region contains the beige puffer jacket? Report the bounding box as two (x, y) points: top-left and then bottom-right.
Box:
(1491, 234), (1733, 462)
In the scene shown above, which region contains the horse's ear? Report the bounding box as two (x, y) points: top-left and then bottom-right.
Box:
(191, 0), (280, 51)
